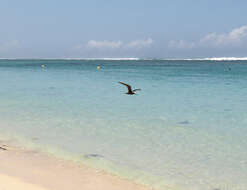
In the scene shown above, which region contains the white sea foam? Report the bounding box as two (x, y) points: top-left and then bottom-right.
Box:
(1, 57), (247, 61)
(0, 58), (140, 60)
(63, 58), (140, 60)
(158, 57), (247, 61)
(182, 57), (247, 61)
(66, 57), (247, 61)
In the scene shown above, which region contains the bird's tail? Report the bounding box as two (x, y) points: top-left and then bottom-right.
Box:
(133, 89), (141, 92)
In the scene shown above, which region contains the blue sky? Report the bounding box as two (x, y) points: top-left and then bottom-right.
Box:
(1, 0), (247, 58)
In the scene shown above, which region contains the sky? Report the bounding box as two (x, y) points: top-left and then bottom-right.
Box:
(0, 0), (247, 58)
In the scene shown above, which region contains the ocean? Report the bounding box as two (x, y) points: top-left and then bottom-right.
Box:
(0, 59), (247, 190)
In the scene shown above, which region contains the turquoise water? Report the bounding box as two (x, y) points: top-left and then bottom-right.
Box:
(0, 59), (247, 190)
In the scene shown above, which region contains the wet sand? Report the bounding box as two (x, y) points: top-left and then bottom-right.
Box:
(0, 143), (157, 190)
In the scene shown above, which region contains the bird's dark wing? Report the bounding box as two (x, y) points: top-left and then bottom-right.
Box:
(133, 89), (141, 92)
(119, 82), (132, 93)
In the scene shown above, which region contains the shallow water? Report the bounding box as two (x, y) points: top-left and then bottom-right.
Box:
(0, 59), (247, 190)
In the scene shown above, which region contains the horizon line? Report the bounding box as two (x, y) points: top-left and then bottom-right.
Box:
(1, 57), (247, 61)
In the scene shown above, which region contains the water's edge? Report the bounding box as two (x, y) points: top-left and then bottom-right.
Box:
(0, 129), (173, 190)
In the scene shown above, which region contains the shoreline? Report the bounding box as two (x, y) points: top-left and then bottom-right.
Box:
(0, 141), (162, 190)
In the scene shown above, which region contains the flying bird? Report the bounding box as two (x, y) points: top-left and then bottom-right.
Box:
(118, 82), (141, 95)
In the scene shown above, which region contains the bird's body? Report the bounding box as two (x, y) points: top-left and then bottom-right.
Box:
(118, 82), (141, 95)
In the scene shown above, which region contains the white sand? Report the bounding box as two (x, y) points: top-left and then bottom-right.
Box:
(0, 174), (49, 190)
(0, 144), (156, 190)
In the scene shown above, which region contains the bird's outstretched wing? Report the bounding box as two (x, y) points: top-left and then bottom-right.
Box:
(119, 81), (132, 93)
(133, 89), (141, 92)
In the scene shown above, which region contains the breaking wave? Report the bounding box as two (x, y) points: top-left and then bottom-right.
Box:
(166, 57), (247, 61)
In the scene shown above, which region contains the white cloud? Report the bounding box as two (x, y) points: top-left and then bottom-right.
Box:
(86, 40), (122, 49)
(200, 25), (247, 46)
(73, 38), (154, 52)
(168, 40), (195, 49)
(0, 40), (20, 52)
(125, 38), (153, 48)
(169, 25), (247, 49)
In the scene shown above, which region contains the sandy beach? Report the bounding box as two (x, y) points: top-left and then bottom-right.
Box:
(0, 143), (155, 190)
